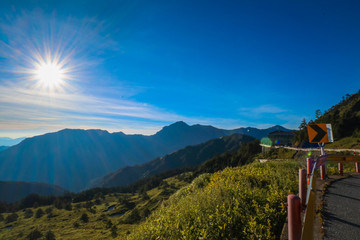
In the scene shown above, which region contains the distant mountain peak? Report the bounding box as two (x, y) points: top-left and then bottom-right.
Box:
(0, 122), (292, 192)
(268, 125), (292, 131)
(171, 121), (189, 127)
(156, 121), (190, 135)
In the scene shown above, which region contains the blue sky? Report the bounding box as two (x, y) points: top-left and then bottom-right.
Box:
(0, 0), (359, 138)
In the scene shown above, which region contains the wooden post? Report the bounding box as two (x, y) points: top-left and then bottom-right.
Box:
(288, 195), (302, 240)
(356, 162), (359, 173)
(299, 169), (307, 209)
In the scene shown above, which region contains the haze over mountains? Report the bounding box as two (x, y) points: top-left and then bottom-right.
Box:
(90, 133), (256, 188)
(0, 122), (290, 192)
(0, 137), (25, 147)
(0, 146), (8, 152)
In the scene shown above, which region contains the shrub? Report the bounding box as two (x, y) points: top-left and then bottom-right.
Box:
(64, 202), (72, 211)
(88, 208), (96, 214)
(111, 225), (118, 238)
(119, 208), (141, 224)
(24, 209), (34, 219)
(35, 208), (44, 218)
(45, 230), (56, 240)
(80, 213), (89, 223)
(53, 198), (63, 209)
(26, 229), (42, 240)
(105, 220), (113, 229)
(45, 207), (53, 214)
(127, 161), (300, 239)
(5, 213), (18, 223)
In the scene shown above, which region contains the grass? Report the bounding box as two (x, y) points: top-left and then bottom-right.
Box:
(258, 147), (298, 160)
(0, 174), (191, 240)
(2, 148), (353, 240)
(325, 136), (360, 149)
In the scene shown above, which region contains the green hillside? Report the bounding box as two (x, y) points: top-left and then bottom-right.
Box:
(127, 160), (300, 239)
(92, 133), (256, 189)
(0, 173), (192, 239)
(0, 138), (298, 240)
(0, 160), (300, 240)
(293, 90), (360, 148)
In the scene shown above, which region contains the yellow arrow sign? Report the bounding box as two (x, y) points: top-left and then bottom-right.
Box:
(307, 123), (334, 143)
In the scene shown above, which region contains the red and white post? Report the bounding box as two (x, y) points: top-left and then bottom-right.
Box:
(287, 195), (302, 240)
(320, 164), (326, 180)
(299, 169), (307, 209)
(338, 162), (343, 175)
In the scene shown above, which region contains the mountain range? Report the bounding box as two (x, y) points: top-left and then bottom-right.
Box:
(0, 122), (290, 192)
(90, 133), (256, 188)
(0, 137), (25, 147)
(0, 146), (8, 152)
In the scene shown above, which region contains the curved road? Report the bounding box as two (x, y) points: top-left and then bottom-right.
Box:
(323, 175), (360, 239)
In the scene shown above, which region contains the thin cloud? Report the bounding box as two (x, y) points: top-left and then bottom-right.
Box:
(0, 83), (248, 136)
(239, 104), (287, 119)
(0, 10), (300, 138)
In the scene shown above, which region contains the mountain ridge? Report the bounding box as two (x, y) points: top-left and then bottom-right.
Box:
(0, 137), (25, 147)
(0, 122), (291, 192)
(90, 133), (256, 189)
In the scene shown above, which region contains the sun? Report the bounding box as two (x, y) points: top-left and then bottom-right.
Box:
(35, 62), (64, 90)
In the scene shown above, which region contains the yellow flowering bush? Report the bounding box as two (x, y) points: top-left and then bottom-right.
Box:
(127, 161), (300, 240)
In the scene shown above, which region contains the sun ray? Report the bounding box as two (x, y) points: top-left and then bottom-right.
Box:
(35, 62), (64, 90)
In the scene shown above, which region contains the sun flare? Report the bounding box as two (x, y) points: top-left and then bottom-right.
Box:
(35, 62), (64, 89)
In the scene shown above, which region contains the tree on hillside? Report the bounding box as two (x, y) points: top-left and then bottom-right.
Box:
(5, 213), (18, 223)
(315, 109), (322, 119)
(111, 225), (118, 238)
(24, 208), (34, 218)
(315, 91), (360, 139)
(45, 230), (56, 240)
(80, 213), (89, 223)
(26, 229), (42, 240)
(292, 119), (308, 147)
(299, 118), (307, 130)
(195, 140), (261, 174)
(35, 208), (44, 218)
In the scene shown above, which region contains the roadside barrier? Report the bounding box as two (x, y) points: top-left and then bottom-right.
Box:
(287, 154), (360, 240)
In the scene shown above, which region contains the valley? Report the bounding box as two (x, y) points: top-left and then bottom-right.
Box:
(0, 91), (359, 239)
(0, 1), (359, 239)
(0, 123), (289, 192)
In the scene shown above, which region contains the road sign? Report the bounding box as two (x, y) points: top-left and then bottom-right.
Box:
(307, 123), (334, 143)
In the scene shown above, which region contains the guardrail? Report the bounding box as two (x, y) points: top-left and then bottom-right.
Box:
(287, 154), (360, 240)
(260, 144), (360, 153)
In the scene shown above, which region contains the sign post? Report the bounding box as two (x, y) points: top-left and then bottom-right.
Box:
(307, 123), (333, 179)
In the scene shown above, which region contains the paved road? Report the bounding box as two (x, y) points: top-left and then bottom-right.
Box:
(323, 175), (360, 239)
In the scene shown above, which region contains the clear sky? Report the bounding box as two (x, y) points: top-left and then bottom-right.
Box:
(0, 0), (359, 138)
